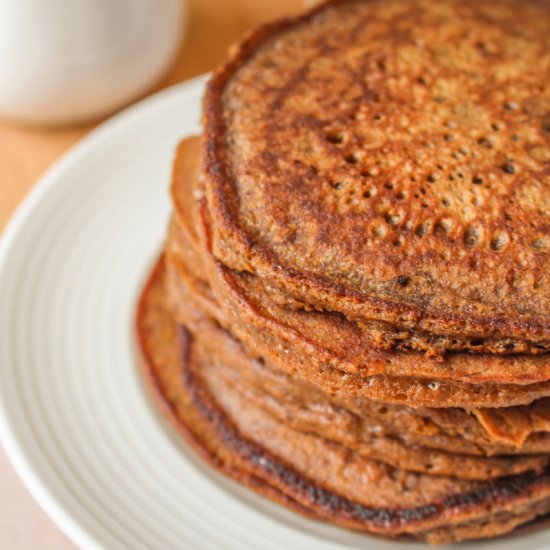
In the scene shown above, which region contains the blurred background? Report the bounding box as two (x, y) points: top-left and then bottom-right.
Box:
(0, 0), (304, 547)
(0, 0), (305, 229)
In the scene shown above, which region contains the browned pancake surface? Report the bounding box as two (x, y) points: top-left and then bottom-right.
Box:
(204, 0), (550, 353)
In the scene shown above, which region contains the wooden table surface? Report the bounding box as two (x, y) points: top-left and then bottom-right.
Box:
(0, 1), (302, 547)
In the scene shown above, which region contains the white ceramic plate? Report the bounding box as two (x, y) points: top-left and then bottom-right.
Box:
(0, 75), (548, 550)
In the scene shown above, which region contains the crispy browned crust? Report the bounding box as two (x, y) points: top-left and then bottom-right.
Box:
(136, 257), (550, 543)
(202, 0), (550, 352)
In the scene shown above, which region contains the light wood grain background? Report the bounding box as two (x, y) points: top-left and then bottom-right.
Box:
(0, 0), (302, 547)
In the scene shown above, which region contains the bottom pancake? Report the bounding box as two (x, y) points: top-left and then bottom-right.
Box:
(136, 257), (550, 544)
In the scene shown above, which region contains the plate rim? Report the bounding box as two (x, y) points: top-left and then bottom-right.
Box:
(0, 73), (209, 550)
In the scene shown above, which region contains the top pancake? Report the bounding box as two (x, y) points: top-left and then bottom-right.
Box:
(203, 0), (550, 353)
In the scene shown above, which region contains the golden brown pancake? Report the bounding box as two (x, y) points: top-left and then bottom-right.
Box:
(203, 0), (550, 355)
(167, 136), (550, 408)
(136, 258), (550, 544)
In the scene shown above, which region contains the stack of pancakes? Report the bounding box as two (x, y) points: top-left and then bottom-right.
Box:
(137, 0), (550, 543)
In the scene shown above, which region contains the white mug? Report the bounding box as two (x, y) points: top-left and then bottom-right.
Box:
(0, 0), (185, 125)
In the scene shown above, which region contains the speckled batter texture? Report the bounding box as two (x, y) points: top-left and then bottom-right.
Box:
(203, 0), (550, 353)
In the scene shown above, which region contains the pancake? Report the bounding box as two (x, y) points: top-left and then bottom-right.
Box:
(474, 404), (550, 448)
(165, 250), (550, 459)
(136, 257), (550, 544)
(171, 261), (550, 480)
(174, 203), (550, 384)
(168, 235), (550, 408)
(167, 136), (550, 408)
(203, 0), (550, 355)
